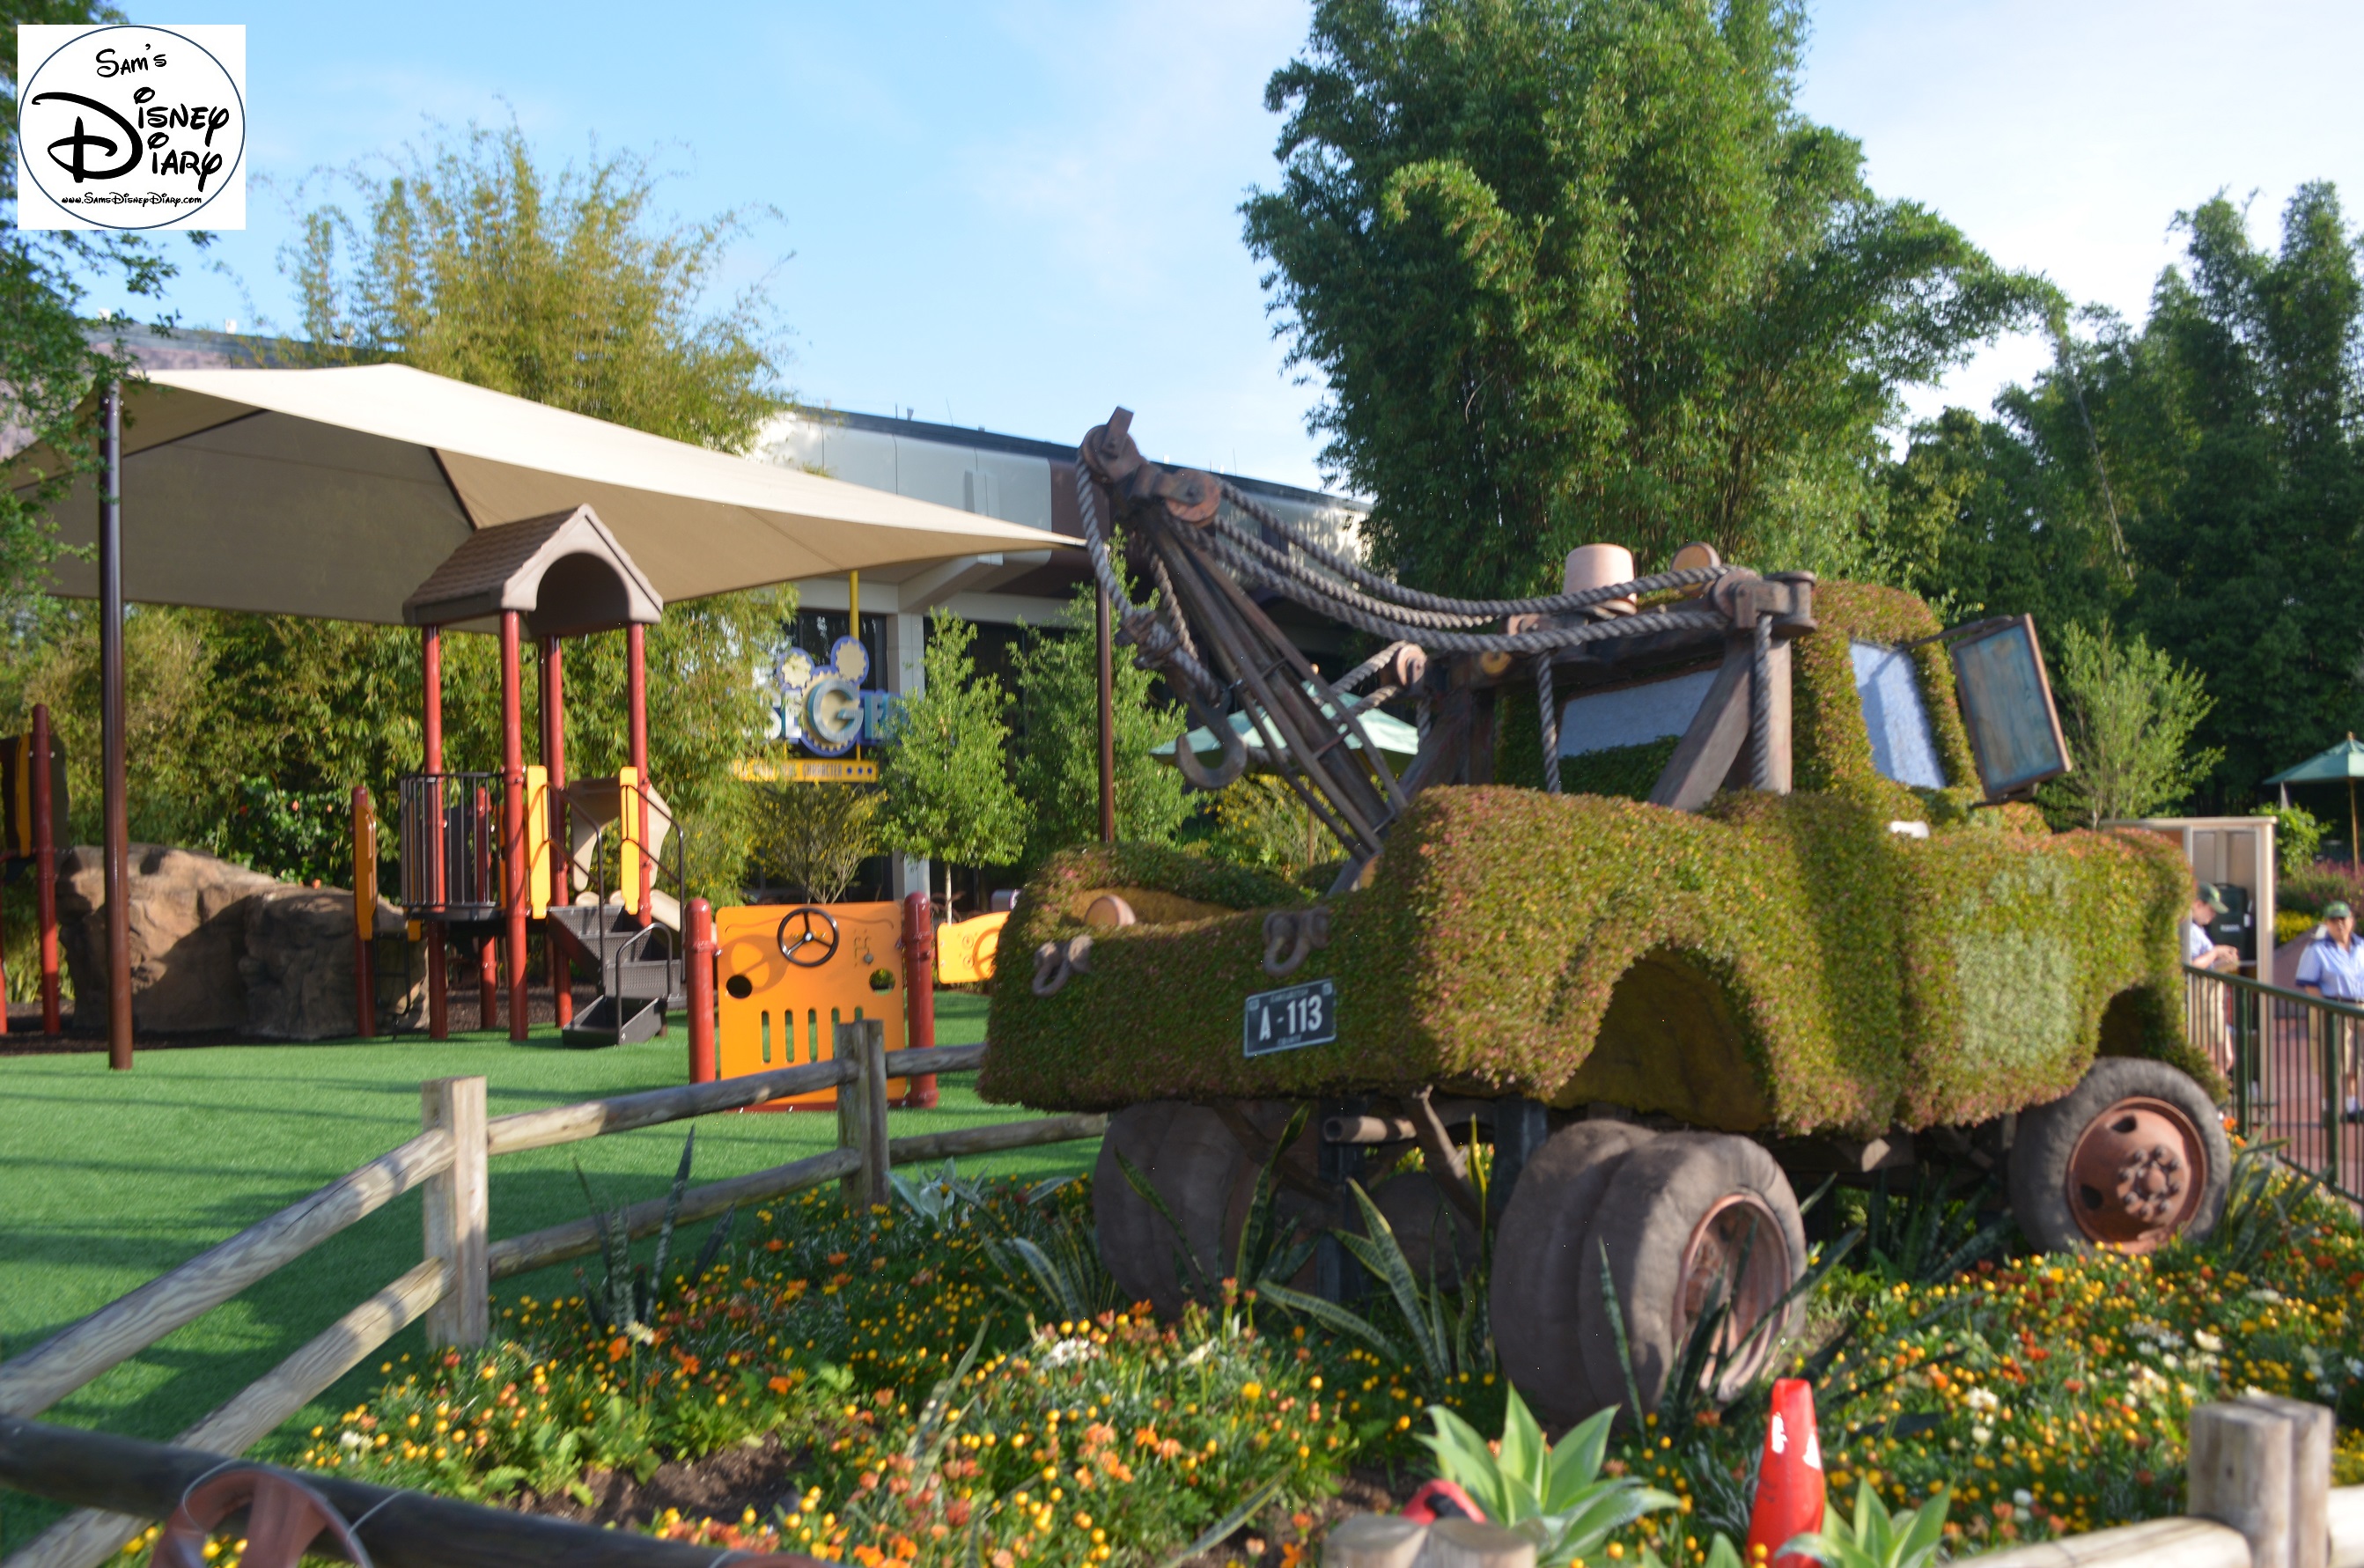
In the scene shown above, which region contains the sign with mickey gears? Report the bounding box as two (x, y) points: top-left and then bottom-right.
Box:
(773, 637), (892, 757)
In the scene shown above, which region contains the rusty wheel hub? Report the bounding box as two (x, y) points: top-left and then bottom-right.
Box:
(1675, 1194), (1793, 1400)
(2064, 1095), (2208, 1252)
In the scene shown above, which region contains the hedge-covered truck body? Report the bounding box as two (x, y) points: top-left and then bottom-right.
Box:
(982, 582), (2206, 1128)
(979, 416), (2227, 1424)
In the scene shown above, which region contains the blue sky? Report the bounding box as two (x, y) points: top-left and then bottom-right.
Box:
(92, 1), (2364, 492)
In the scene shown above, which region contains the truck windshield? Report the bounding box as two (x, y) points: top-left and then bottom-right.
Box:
(1851, 641), (1946, 789)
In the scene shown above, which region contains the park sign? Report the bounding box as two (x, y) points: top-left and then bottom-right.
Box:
(770, 638), (899, 759)
(13, 25), (246, 232)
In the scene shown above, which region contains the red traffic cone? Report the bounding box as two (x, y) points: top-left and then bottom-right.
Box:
(1402, 1479), (1484, 1524)
(1745, 1378), (1826, 1568)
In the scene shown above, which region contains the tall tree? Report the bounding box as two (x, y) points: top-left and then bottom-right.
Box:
(1897, 184), (2364, 808)
(2037, 622), (2220, 830)
(877, 610), (1027, 902)
(1010, 588), (1191, 866)
(1242, 0), (2046, 596)
(291, 121), (784, 450)
(1, 2), (188, 616)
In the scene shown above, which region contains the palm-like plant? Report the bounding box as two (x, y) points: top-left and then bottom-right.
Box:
(1780, 1478), (1952, 1568)
(1417, 1387), (1677, 1568)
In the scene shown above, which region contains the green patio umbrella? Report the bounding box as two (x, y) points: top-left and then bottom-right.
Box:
(2265, 733), (2364, 859)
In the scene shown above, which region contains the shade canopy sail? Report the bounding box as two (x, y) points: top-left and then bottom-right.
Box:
(2265, 737), (2364, 785)
(1153, 693), (1419, 771)
(10, 364), (1072, 625)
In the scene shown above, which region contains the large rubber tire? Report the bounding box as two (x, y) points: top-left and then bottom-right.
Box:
(1489, 1121), (1659, 1425)
(2010, 1056), (2230, 1255)
(1368, 1172), (1483, 1288)
(1094, 1102), (1324, 1317)
(1576, 1133), (1807, 1419)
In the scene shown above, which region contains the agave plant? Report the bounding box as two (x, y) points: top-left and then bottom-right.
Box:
(1416, 1385), (1677, 1568)
(890, 1157), (984, 1226)
(1779, 1478), (1952, 1568)
(1258, 1177), (1491, 1387)
(571, 1127), (735, 1336)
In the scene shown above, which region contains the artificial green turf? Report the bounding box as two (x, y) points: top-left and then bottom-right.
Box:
(0, 993), (1094, 1551)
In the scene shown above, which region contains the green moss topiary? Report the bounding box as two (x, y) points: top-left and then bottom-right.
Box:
(979, 583), (2210, 1131)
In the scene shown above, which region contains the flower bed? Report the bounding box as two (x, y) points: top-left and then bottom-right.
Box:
(194, 1152), (2364, 1568)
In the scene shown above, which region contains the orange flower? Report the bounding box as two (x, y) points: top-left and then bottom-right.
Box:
(766, 1239), (786, 1252)
(770, 1376), (793, 1395)
(607, 1336), (630, 1363)
(1281, 1544), (1310, 1568)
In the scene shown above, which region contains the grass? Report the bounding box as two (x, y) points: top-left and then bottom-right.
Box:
(0, 992), (1099, 1553)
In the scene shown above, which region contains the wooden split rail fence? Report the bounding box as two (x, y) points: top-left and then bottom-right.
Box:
(0, 1027), (1106, 1568)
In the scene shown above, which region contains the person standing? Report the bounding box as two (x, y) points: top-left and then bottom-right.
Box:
(2186, 885), (2241, 1078)
(2294, 901), (2364, 1121)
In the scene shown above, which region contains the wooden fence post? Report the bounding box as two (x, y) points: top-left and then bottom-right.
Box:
(2191, 1400), (2300, 1568)
(1322, 1513), (1425, 1568)
(1418, 1519), (1534, 1568)
(2245, 1393), (2334, 1568)
(835, 1020), (889, 1211)
(421, 1077), (489, 1348)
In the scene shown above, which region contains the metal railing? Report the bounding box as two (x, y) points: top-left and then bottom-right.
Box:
(2186, 962), (2364, 1201)
(395, 771), (501, 919)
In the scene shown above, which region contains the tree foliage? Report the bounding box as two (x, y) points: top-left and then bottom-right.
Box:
(877, 609), (1027, 885)
(291, 121), (786, 450)
(1242, 0), (2046, 596)
(1010, 588), (1191, 867)
(756, 784), (881, 904)
(1893, 184), (2364, 808)
(2036, 622), (2220, 830)
(1, 1), (188, 619)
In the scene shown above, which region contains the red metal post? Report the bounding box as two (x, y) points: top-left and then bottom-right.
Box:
(902, 889), (938, 1108)
(685, 896), (718, 1084)
(541, 635), (571, 1027)
(32, 702), (59, 1034)
(351, 784), (376, 1041)
(627, 622), (651, 925)
(100, 380), (131, 1070)
(500, 610), (528, 1042)
(423, 626), (448, 1041)
(478, 937), (498, 1032)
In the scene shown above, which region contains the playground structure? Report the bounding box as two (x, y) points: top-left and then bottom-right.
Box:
(397, 504), (689, 1049)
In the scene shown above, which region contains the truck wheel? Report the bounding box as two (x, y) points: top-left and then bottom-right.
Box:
(2009, 1056), (2228, 1255)
(1578, 1133), (1807, 1418)
(1490, 1121), (1658, 1424)
(1094, 1102), (1320, 1315)
(1369, 1172), (1482, 1288)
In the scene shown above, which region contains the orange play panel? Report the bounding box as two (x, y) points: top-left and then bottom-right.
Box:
(715, 901), (910, 1110)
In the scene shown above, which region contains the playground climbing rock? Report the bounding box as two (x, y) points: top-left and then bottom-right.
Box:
(57, 844), (409, 1039)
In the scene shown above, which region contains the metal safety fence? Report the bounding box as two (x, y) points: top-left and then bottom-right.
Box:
(2186, 962), (2364, 1202)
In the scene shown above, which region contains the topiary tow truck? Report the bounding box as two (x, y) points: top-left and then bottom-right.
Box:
(978, 412), (2224, 1424)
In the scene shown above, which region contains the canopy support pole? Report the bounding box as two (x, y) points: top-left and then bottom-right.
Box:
(33, 702), (60, 1034)
(423, 626), (448, 1040)
(100, 381), (131, 1071)
(1096, 585), (1116, 843)
(541, 636), (570, 1027)
(501, 611), (528, 1042)
(628, 622), (650, 926)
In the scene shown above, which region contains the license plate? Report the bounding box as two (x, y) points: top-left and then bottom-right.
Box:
(1242, 978), (1337, 1057)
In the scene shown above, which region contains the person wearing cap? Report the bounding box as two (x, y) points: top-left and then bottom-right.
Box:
(2185, 886), (2241, 1079)
(2296, 902), (2364, 1120)
(2186, 886), (2239, 972)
